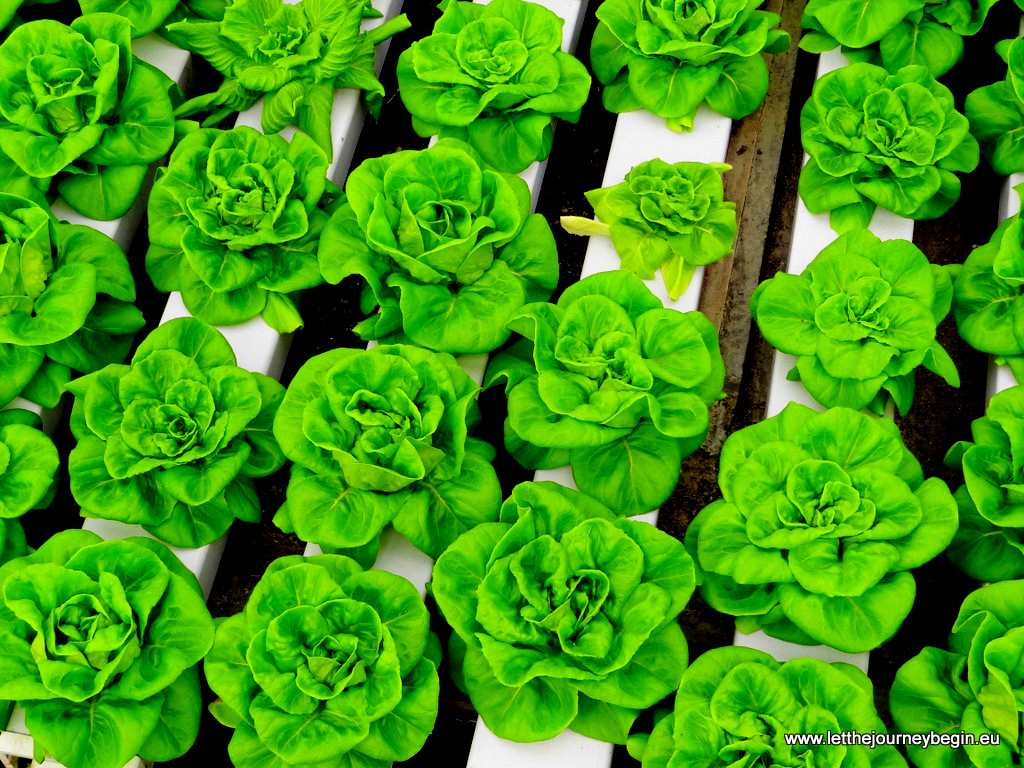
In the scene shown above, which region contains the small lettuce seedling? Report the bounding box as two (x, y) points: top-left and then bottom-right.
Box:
(0, 529), (214, 768)
(396, 0), (592, 173)
(590, 0), (789, 130)
(752, 228), (959, 415)
(206, 553), (440, 768)
(432, 481), (695, 744)
(561, 159), (737, 300)
(686, 402), (958, 653)
(67, 317), (286, 548)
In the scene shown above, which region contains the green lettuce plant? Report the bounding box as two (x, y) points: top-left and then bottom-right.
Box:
(890, 579), (1024, 768)
(0, 408), (57, 567)
(751, 228), (959, 415)
(685, 402), (958, 653)
(273, 343), (501, 563)
(67, 317), (286, 549)
(560, 159), (737, 300)
(0, 193), (145, 411)
(952, 185), (1024, 379)
(966, 38), (1024, 176)
(396, 0), (592, 173)
(944, 386), (1024, 582)
(205, 552), (440, 768)
(432, 480), (695, 744)
(317, 138), (558, 354)
(628, 646), (905, 768)
(0, 528), (214, 768)
(486, 271), (724, 517)
(801, 0), (999, 78)
(0, 15), (177, 221)
(146, 125), (339, 332)
(169, 0), (410, 155)
(799, 62), (979, 233)
(590, 0), (790, 131)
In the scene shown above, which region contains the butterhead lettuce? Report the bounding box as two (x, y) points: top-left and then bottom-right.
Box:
(751, 228), (959, 414)
(0, 409), (57, 569)
(396, 0), (592, 173)
(317, 138), (558, 355)
(890, 580), (1024, 768)
(432, 481), (695, 743)
(0, 14), (177, 220)
(0, 529), (214, 768)
(169, 0), (410, 155)
(273, 343), (501, 562)
(799, 63), (979, 233)
(685, 402), (958, 653)
(205, 553), (440, 768)
(561, 159), (737, 300)
(945, 386), (1024, 582)
(801, 0), (998, 78)
(965, 38), (1024, 176)
(952, 184), (1024, 380)
(631, 646), (905, 768)
(146, 125), (339, 332)
(0, 192), (145, 411)
(486, 271), (724, 517)
(591, 0), (790, 130)
(67, 317), (286, 549)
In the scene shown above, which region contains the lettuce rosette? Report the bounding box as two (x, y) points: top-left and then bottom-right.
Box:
(432, 481), (695, 744)
(0, 529), (214, 768)
(629, 647), (905, 768)
(561, 159), (737, 300)
(945, 386), (1024, 582)
(0, 192), (145, 410)
(799, 63), (979, 233)
(146, 125), (339, 333)
(396, 0), (591, 173)
(591, 0), (790, 131)
(0, 14), (177, 220)
(205, 553), (440, 768)
(751, 228), (959, 414)
(486, 271), (724, 517)
(890, 580), (1024, 768)
(317, 138), (558, 355)
(0, 408), (57, 569)
(170, 0), (410, 154)
(953, 185), (1024, 379)
(67, 317), (286, 549)
(801, 0), (998, 78)
(966, 38), (1024, 177)
(685, 402), (958, 653)
(273, 343), (501, 563)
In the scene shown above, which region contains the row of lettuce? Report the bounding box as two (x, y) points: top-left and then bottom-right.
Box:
(3, 337), (1023, 767)
(3, 0), (1024, 768)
